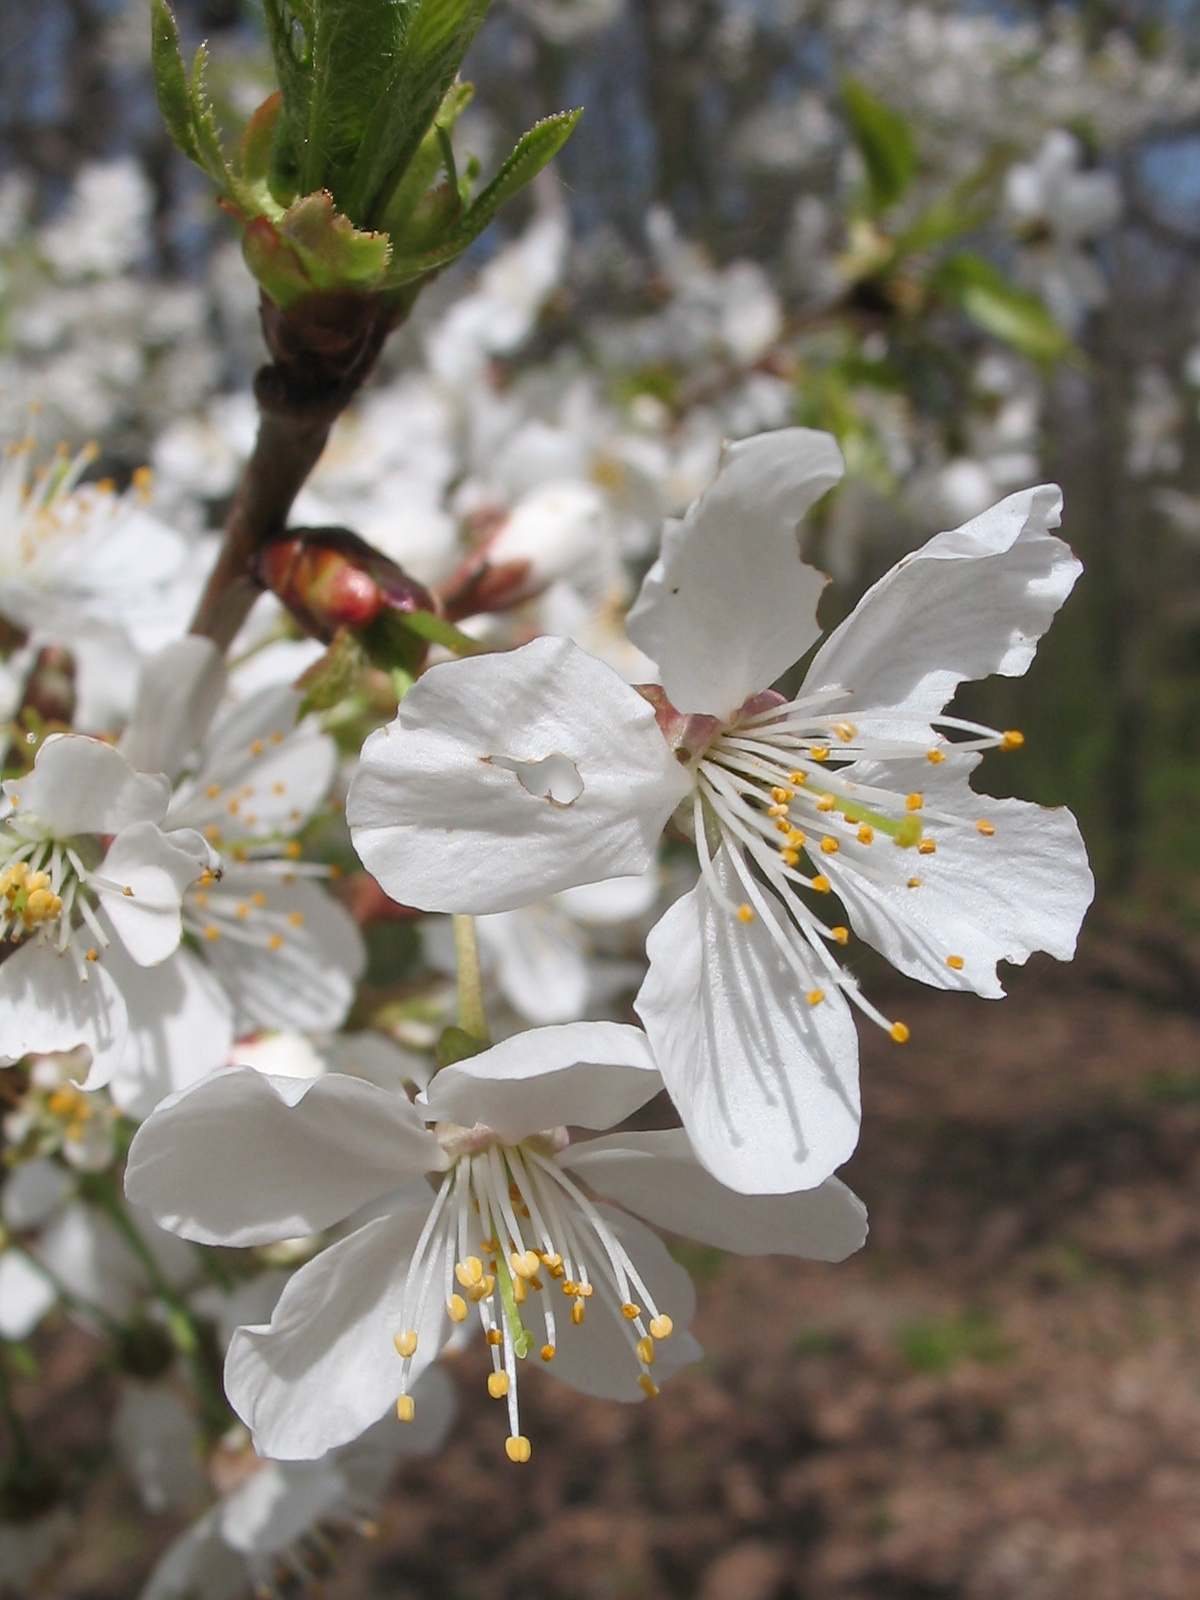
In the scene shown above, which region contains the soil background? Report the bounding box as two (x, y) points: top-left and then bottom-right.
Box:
(31, 945), (1200, 1600)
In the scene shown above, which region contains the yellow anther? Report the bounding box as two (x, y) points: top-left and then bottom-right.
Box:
(273, 782), (286, 796)
(284, 841), (302, 859)
(86, 948), (98, 962)
(829, 926), (849, 946)
(789, 771), (808, 786)
(235, 903), (250, 920)
(205, 783), (221, 800)
(47, 1086), (81, 1117)
(227, 799), (240, 815)
(621, 1302), (641, 1320)
(571, 1301), (585, 1326)
(505, 1435), (532, 1464)
(394, 1330), (417, 1358)
(131, 464), (153, 490)
(468, 1275), (495, 1304)
(122, 885), (134, 897)
(288, 911), (305, 927)
(771, 786), (794, 805)
(456, 1257), (484, 1288)
(250, 739), (265, 757)
(976, 819), (995, 837)
(768, 803), (788, 819)
(816, 793), (836, 812)
(774, 818), (792, 834)
(447, 1294), (468, 1323)
(926, 749), (945, 764)
(396, 1394), (415, 1423)
(781, 849), (800, 868)
(251, 892), (267, 908)
(811, 875), (831, 894)
(787, 830), (806, 849)
(834, 721), (857, 743)
(918, 838), (937, 856)
(820, 836), (839, 855)
(577, 1283), (593, 1298)
(203, 924), (220, 942)
(857, 824), (874, 845)
(487, 1372), (509, 1399)
(636, 1336), (655, 1366)
(649, 1315), (673, 1340)
(540, 1251), (564, 1276)
(1001, 730), (1024, 750)
(193, 892), (208, 909)
(512, 1275), (527, 1305)
(807, 989), (825, 1006)
(268, 933), (283, 950)
(905, 792), (923, 811)
(638, 1375), (660, 1398)
(737, 904), (755, 924)
(907, 877), (922, 889)
(946, 954), (964, 970)
(271, 730), (284, 744)
(561, 1280), (577, 1297)
(510, 1249), (540, 1280)
(809, 745), (830, 762)
(486, 1329), (503, 1347)
(203, 824), (221, 844)
(541, 1343), (556, 1362)
(890, 1022), (910, 1044)
(198, 869), (215, 889)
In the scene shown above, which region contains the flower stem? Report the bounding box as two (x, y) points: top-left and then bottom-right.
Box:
(399, 610), (487, 657)
(452, 913), (488, 1043)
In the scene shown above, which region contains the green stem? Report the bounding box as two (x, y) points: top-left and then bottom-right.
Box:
(0, 1348), (33, 1468)
(452, 914), (488, 1041)
(401, 609), (487, 657)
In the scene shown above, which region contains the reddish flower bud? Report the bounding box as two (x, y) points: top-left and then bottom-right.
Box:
(256, 527), (435, 652)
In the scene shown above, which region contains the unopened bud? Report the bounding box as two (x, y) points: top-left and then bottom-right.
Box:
(257, 527), (435, 653)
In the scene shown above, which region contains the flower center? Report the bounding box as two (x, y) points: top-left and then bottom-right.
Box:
(392, 1136), (673, 1462)
(0, 819), (107, 969)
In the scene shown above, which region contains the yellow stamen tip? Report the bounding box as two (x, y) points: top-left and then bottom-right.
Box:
(394, 1330), (417, 1358)
(857, 824), (874, 845)
(486, 1329), (503, 1347)
(820, 836), (839, 855)
(649, 1315), (673, 1340)
(540, 1343), (556, 1362)
(505, 1435), (532, 1464)
(976, 819), (995, 836)
(396, 1395), (415, 1423)
(946, 954), (965, 970)
(890, 1022), (910, 1044)
(737, 904), (755, 924)
(807, 989), (825, 1006)
(487, 1372), (509, 1399)
(447, 1293), (468, 1323)
(917, 838), (937, 856)
(285, 840), (302, 859)
(905, 792), (923, 811)
(926, 749), (945, 764)
(267, 933), (284, 950)
(621, 1302), (641, 1320)
(831, 926), (849, 945)
(636, 1336), (655, 1365)
(571, 1301), (585, 1326)
(1001, 730), (1024, 750)
(907, 877), (922, 889)
(638, 1374), (661, 1398)
(456, 1256), (484, 1287)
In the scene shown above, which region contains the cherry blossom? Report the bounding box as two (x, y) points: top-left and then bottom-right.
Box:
(126, 1021), (867, 1462)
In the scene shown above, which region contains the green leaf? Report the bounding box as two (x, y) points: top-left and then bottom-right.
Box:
(296, 627), (369, 715)
(242, 191), (391, 305)
(303, 0), (414, 200)
(380, 79), (474, 238)
(383, 109), (581, 287)
(937, 253), (1072, 364)
(842, 78), (917, 217)
(149, 0), (200, 162)
(188, 43), (232, 189)
(346, 0), (492, 224)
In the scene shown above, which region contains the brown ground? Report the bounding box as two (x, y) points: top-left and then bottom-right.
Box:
(31, 948), (1200, 1600)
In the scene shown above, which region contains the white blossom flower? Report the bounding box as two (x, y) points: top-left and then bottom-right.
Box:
(107, 640), (366, 1119)
(348, 429), (1093, 1195)
(126, 1021), (866, 1462)
(138, 1373), (456, 1600)
(0, 734), (213, 1091)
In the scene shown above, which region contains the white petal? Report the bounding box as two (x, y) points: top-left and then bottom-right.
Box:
(225, 1206), (444, 1459)
(5, 735), (169, 836)
(119, 637), (225, 781)
(627, 428), (843, 718)
(103, 945), (235, 1122)
(2, 1157), (72, 1229)
(0, 941), (128, 1092)
(563, 1127), (867, 1260)
(202, 873), (365, 1034)
(803, 485), (1078, 738)
(542, 1205), (699, 1402)
(97, 825), (210, 966)
(138, 1508), (244, 1600)
(112, 1384), (207, 1511)
(347, 635), (688, 914)
(0, 1249), (57, 1340)
(821, 754), (1094, 997)
(635, 854), (860, 1194)
(421, 1021), (662, 1142)
(476, 905), (590, 1025)
(33, 1199), (195, 1324)
(555, 865), (660, 924)
(126, 1067), (444, 1246)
